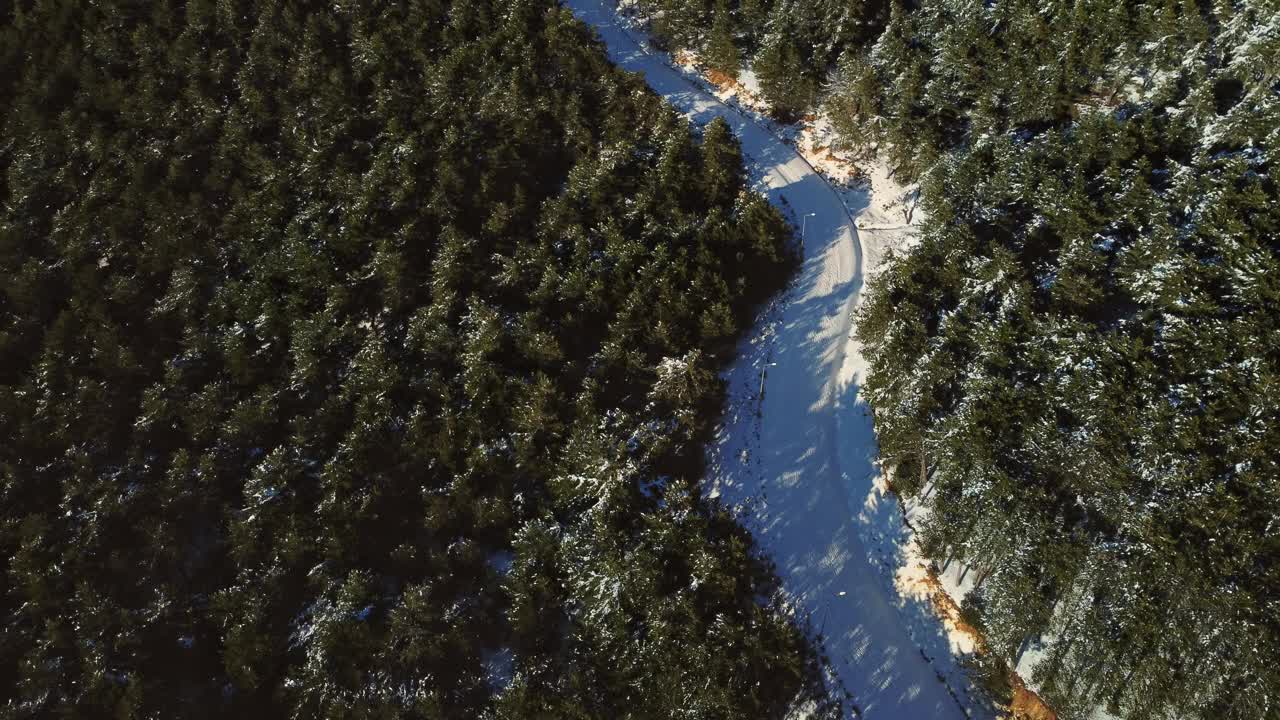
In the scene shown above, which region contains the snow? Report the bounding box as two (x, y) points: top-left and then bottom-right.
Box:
(481, 647), (515, 693)
(738, 66), (763, 96)
(486, 550), (515, 576)
(564, 1), (991, 717)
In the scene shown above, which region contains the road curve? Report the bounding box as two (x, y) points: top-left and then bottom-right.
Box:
(561, 2), (973, 718)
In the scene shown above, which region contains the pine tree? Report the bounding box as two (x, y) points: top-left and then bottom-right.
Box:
(753, 25), (814, 120)
(826, 51), (883, 154)
(706, 0), (740, 80)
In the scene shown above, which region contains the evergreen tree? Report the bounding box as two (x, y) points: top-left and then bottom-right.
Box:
(706, 0), (740, 79)
(753, 24), (816, 120)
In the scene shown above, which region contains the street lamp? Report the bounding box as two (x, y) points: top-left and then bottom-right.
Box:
(759, 361), (777, 400)
(801, 212), (817, 239)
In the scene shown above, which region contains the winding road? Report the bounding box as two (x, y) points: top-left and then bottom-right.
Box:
(562, 2), (983, 718)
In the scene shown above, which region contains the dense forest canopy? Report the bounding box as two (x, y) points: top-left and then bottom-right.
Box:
(0, 1), (834, 717)
(638, 0), (1280, 719)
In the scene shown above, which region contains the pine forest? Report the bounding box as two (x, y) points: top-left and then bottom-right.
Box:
(3, 1), (1278, 719)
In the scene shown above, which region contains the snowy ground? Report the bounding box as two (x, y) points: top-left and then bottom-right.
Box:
(563, 1), (995, 718)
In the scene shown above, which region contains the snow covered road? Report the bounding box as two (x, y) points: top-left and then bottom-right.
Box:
(562, 2), (988, 718)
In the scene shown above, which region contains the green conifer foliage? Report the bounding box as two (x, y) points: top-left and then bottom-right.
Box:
(754, 26), (817, 120)
(651, 0), (1280, 714)
(0, 2), (836, 718)
(858, 102), (1280, 720)
(706, 0), (741, 79)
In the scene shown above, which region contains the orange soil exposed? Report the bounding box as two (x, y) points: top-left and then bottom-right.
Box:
(675, 51), (866, 186)
(809, 144), (846, 165)
(1010, 676), (1058, 720)
(909, 565), (1057, 720)
(917, 565), (985, 651)
(704, 67), (739, 92)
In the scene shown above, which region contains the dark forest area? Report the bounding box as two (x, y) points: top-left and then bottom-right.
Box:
(0, 1), (834, 718)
